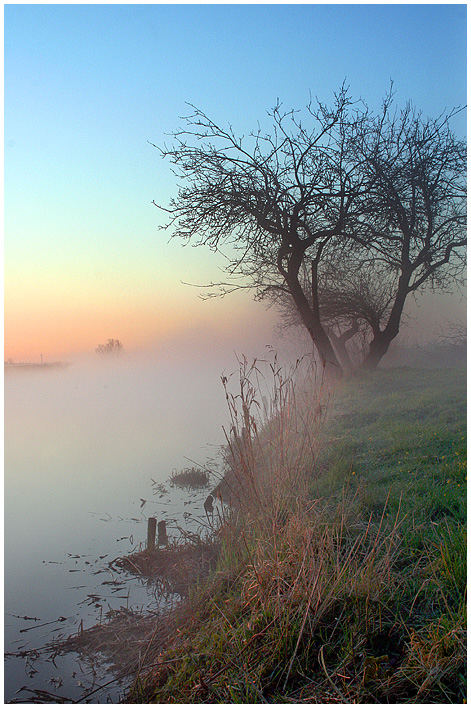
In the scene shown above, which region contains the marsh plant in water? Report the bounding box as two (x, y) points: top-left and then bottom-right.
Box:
(169, 467), (211, 490)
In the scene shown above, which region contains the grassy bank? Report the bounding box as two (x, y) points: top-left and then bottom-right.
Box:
(128, 366), (466, 703)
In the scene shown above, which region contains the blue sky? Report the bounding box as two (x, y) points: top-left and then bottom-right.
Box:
(4, 4), (467, 358)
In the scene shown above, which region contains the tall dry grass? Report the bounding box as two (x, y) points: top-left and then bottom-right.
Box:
(215, 354), (332, 518)
(129, 361), (466, 703)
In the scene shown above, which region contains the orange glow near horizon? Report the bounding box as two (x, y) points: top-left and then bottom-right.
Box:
(4, 208), (278, 363)
(4, 283), (277, 362)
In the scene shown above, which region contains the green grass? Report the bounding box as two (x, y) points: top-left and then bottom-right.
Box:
(315, 367), (466, 533)
(128, 366), (466, 704)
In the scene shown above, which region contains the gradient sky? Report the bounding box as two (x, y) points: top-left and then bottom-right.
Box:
(4, 4), (467, 361)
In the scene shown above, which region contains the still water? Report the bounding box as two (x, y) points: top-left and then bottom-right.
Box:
(4, 354), (230, 702)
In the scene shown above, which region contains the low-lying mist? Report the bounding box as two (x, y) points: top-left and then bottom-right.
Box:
(5, 345), (258, 701)
(6, 352), (232, 502)
(5, 335), (309, 547)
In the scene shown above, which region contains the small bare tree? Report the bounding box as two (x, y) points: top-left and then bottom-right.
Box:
(275, 250), (397, 372)
(95, 338), (123, 356)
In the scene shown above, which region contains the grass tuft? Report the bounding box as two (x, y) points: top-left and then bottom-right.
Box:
(169, 467), (210, 489)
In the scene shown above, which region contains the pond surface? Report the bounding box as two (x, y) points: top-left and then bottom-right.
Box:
(5, 355), (229, 702)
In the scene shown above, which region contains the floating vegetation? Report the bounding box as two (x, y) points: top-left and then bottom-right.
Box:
(116, 536), (219, 597)
(168, 467), (210, 489)
(8, 608), (173, 704)
(8, 534), (221, 702)
(6, 473), (218, 701)
(60, 607), (169, 676)
(19, 617), (68, 634)
(151, 480), (169, 497)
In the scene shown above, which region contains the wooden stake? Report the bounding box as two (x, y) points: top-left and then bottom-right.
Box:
(157, 520), (168, 547)
(147, 517), (157, 551)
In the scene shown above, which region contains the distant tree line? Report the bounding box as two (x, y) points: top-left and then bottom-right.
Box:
(153, 84), (466, 376)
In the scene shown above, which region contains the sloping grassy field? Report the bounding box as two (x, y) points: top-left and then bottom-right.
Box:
(129, 366), (466, 704)
(316, 367), (466, 559)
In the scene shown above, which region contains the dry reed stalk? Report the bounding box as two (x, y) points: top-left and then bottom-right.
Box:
(218, 354), (331, 521)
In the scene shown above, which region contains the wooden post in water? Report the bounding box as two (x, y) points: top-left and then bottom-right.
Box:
(147, 517), (157, 551)
(157, 520), (168, 547)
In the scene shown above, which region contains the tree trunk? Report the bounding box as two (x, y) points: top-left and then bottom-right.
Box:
(326, 333), (353, 374)
(283, 247), (343, 377)
(328, 321), (359, 375)
(362, 277), (409, 371)
(291, 287), (343, 377)
(332, 338), (354, 373)
(313, 330), (344, 379)
(362, 333), (392, 370)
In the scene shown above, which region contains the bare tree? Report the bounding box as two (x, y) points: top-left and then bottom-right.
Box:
(154, 87), (465, 375)
(96, 338), (123, 356)
(355, 96), (466, 369)
(154, 87), (371, 377)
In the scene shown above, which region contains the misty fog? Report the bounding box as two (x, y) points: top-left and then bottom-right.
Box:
(4, 346), (259, 699)
(4, 288), (465, 702)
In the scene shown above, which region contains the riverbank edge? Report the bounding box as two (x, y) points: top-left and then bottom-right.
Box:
(125, 366), (466, 703)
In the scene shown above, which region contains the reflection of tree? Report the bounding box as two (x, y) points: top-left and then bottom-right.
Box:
(95, 339), (123, 355)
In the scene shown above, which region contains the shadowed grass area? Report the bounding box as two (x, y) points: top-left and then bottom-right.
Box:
(127, 365), (466, 704)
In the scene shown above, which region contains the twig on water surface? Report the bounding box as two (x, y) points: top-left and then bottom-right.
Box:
(8, 613), (41, 621)
(13, 687), (71, 704)
(14, 655), (200, 704)
(19, 617), (68, 633)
